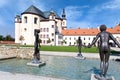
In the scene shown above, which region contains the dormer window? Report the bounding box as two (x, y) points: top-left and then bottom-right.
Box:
(34, 17), (38, 24)
(24, 16), (27, 23)
(49, 12), (55, 20)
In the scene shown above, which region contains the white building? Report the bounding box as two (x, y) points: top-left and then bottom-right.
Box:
(15, 5), (120, 46)
(15, 5), (66, 45)
(62, 26), (120, 46)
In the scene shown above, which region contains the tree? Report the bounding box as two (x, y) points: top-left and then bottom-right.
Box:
(61, 40), (66, 44)
(39, 39), (42, 43)
(5, 35), (11, 41)
(19, 35), (24, 44)
(0, 35), (4, 40)
(47, 38), (51, 43)
(74, 40), (77, 46)
(5, 35), (15, 41)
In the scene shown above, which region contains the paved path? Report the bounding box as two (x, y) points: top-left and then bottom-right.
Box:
(0, 54), (16, 60)
(111, 47), (120, 52)
(0, 71), (64, 80)
(40, 51), (120, 60)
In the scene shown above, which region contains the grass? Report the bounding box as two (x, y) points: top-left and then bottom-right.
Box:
(3, 44), (120, 54)
(40, 46), (99, 53)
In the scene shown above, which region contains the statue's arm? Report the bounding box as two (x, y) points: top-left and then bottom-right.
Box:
(88, 33), (99, 47)
(110, 33), (120, 48)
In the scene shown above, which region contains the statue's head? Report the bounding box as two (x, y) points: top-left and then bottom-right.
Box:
(100, 24), (107, 31)
(34, 29), (40, 35)
(78, 36), (81, 40)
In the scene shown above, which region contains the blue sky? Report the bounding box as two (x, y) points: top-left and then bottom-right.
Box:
(0, 0), (120, 37)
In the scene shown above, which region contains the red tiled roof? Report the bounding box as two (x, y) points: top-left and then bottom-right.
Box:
(62, 25), (120, 36)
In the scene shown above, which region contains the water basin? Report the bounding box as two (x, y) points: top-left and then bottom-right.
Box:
(0, 55), (119, 80)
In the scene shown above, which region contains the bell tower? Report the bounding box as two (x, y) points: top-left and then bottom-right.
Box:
(62, 9), (67, 30)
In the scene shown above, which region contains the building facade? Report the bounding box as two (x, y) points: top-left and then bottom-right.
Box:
(15, 5), (66, 45)
(15, 5), (120, 46)
(62, 26), (120, 46)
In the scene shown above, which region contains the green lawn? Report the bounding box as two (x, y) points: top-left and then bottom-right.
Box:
(5, 44), (120, 54)
(40, 46), (99, 53)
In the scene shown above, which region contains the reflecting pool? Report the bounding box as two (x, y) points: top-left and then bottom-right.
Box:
(0, 55), (120, 80)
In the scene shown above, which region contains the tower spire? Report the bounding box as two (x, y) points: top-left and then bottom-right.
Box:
(62, 8), (66, 19)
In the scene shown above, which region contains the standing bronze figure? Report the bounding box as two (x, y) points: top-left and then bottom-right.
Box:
(32, 29), (40, 63)
(77, 36), (83, 57)
(88, 24), (120, 79)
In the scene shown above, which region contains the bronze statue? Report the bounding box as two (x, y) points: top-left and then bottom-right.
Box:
(88, 24), (120, 79)
(32, 29), (40, 63)
(77, 36), (83, 57)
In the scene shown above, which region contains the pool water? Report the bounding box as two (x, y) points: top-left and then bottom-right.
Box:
(0, 55), (120, 80)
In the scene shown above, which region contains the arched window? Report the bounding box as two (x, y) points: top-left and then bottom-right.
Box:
(34, 17), (38, 24)
(24, 16), (27, 23)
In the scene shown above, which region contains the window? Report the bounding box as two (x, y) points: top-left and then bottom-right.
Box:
(24, 16), (27, 23)
(52, 33), (54, 36)
(43, 28), (45, 32)
(52, 39), (54, 41)
(74, 37), (76, 40)
(47, 28), (49, 32)
(84, 37), (85, 40)
(84, 43), (86, 46)
(40, 28), (42, 32)
(65, 37), (67, 40)
(63, 22), (65, 25)
(24, 28), (27, 31)
(43, 35), (45, 38)
(47, 35), (49, 38)
(52, 25), (54, 28)
(89, 37), (90, 40)
(40, 35), (42, 38)
(34, 17), (38, 24)
(43, 40), (45, 44)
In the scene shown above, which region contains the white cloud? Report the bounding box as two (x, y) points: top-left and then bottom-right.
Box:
(102, 0), (120, 9)
(66, 6), (82, 20)
(17, 0), (47, 13)
(67, 20), (97, 29)
(65, 5), (89, 28)
(92, 0), (120, 13)
(65, 5), (89, 20)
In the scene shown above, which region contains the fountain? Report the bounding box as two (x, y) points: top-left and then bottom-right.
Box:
(27, 29), (45, 67)
(0, 56), (120, 80)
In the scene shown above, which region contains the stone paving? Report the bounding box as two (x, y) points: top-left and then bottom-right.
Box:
(40, 50), (120, 60)
(0, 71), (64, 80)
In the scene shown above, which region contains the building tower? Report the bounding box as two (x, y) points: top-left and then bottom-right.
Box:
(15, 15), (21, 43)
(62, 9), (67, 30)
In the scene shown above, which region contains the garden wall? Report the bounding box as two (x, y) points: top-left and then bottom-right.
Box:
(0, 46), (34, 59)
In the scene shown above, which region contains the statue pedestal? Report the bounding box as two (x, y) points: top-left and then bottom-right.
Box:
(27, 61), (46, 67)
(91, 74), (115, 80)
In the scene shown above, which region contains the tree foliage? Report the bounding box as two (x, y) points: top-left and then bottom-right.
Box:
(0, 35), (14, 41)
(47, 38), (51, 43)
